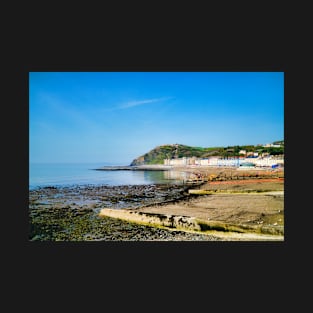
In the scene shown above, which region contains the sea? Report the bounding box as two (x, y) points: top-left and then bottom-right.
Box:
(29, 163), (188, 190)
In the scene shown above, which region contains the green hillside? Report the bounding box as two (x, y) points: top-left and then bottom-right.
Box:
(129, 142), (284, 166)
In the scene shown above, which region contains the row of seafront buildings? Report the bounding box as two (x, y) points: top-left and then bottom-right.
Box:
(164, 155), (284, 168)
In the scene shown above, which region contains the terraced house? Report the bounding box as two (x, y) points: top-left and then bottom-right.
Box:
(164, 155), (284, 168)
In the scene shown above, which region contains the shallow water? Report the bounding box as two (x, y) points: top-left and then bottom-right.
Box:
(29, 163), (186, 189)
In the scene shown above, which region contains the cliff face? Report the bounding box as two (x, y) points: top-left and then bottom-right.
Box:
(129, 144), (218, 166)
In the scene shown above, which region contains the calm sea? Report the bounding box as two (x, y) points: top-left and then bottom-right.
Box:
(29, 163), (187, 190)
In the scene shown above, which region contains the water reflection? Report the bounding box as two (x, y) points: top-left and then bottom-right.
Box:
(134, 170), (191, 184)
(141, 170), (183, 184)
(163, 170), (191, 181)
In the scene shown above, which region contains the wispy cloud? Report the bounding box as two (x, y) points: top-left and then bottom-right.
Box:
(119, 96), (173, 109)
(36, 93), (102, 131)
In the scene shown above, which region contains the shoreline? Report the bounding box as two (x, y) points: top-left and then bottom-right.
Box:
(98, 176), (284, 240)
(93, 164), (284, 185)
(29, 166), (284, 241)
(93, 165), (174, 171)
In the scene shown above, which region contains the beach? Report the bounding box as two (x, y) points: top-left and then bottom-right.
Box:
(29, 166), (284, 241)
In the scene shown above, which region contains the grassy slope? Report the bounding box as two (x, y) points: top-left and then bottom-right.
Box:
(130, 144), (221, 165)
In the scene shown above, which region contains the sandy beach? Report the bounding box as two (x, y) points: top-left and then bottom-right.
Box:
(29, 166), (284, 241)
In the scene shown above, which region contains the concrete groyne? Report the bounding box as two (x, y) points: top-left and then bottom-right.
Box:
(99, 208), (284, 237)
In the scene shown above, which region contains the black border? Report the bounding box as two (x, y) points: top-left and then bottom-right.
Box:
(6, 16), (302, 305)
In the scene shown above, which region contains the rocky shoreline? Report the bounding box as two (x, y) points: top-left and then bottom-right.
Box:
(29, 167), (284, 241)
(29, 183), (223, 241)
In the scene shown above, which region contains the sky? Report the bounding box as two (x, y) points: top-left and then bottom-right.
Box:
(29, 72), (284, 165)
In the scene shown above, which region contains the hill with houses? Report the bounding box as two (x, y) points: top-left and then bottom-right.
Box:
(130, 141), (284, 166)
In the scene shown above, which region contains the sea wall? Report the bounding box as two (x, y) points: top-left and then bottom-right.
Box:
(98, 208), (281, 235)
(99, 209), (201, 231)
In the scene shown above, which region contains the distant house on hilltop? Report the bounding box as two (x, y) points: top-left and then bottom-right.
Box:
(263, 143), (281, 148)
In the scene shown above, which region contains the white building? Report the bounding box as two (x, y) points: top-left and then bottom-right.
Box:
(164, 155), (284, 168)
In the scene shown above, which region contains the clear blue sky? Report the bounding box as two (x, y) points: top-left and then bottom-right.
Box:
(29, 72), (284, 164)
